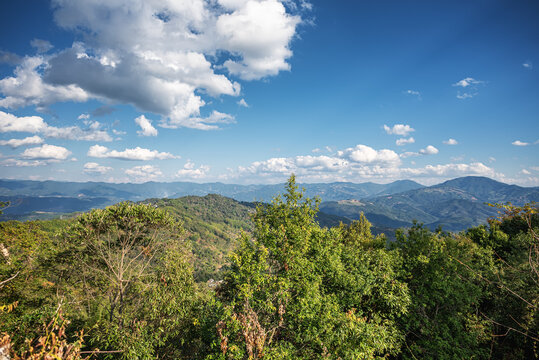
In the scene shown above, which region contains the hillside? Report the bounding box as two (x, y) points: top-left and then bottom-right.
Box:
(0, 178), (423, 220)
(320, 176), (539, 231)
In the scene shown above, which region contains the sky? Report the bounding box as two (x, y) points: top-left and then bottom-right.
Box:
(0, 0), (538, 186)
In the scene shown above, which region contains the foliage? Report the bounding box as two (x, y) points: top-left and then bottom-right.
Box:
(2, 178), (539, 359)
(392, 223), (494, 359)
(216, 175), (410, 359)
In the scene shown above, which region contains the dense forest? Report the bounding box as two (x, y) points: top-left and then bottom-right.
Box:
(0, 176), (538, 359)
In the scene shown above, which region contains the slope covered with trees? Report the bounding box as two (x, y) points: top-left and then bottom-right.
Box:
(0, 177), (537, 359)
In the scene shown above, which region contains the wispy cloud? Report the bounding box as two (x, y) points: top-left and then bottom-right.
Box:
(237, 98), (249, 107)
(523, 61), (533, 69)
(404, 89), (421, 99)
(512, 140), (529, 146)
(453, 77), (484, 100)
(396, 137), (415, 146)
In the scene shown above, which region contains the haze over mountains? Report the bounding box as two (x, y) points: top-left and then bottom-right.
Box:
(1, 176), (537, 231)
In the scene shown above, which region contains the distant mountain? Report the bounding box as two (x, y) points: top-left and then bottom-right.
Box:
(320, 176), (539, 231)
(2, 176), (536, 233)
(0, 178), (423, 220)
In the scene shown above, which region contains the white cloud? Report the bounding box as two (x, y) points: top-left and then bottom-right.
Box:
(83, 162), (112, 174)
(396, 137), (415, 146)
(30, 39), (54, 53)
(0, 111), (112, 141)
(161, 110), (235, 130)
(337, 144), (400, 164)
(456, 92), (476, 100)
(135, 115), (158, 136)
(383, 124), (415, 136)
(0, 111), (47, 133)
(0, 56), (89, 111)
(125, 165), (163, 182)
(453, 77), (483, 88)
(400, 151), (419, 158)
(443, 138), (458, 145)
(520, 169), (531, 175)
(0, 1), (307, 129)
(512, 140), (529, 146)
(176, 160), (210, 179)
(0, 159), (49, 167)
(311, 148), (321, 153)
(22, 144), (71, 160)
(419, 145), (439, 155)
(78, 113), (90, 120)
(88, 145), (178, 160)
(0, 135), (44, 148)
(453, 77), (484, 100)
(237, 98), (249, 107)
(523, 61), (533, 69)
(404, 89), (421, 99)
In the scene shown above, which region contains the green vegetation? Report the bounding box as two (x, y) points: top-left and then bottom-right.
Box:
(1, 177), (538, 359)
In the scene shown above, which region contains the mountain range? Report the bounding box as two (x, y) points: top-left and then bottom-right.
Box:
(1, 176), (537, 232)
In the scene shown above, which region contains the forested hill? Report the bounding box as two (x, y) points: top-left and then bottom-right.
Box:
(320, 176), (539, 231)
(1, 178), (538, 359)
(0, 178), (423, 220)
(1, 176), (537, 232)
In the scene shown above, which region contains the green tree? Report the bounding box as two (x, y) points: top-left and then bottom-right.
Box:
(61, 202), (199, 359)
(393, 223), (494, 359)
(215, 175), (410, 359)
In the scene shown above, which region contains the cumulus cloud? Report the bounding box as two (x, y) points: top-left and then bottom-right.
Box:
(88, 145), (178, 160)
(0, 111), (112, 141)
(396, 137), (415, 146)
(176, 160), (210, 179)
(338, 144), (400, 164)
(22, 144), (71, 160)
(77, 113), (90, 120)
(443, 138), (458, 145)
(383, 124), (415, 136)
(83, 162), (113, 174)
(125, 165), (163, 182)
(512, 140), (529, 146)
(0, 1), (308, 129)
(0, 111), (47, 133)
(135, 115), (158, 136)
(0, 56), (89, 111)
(0, 135), (44, 148)
(419, 145), (439, 155)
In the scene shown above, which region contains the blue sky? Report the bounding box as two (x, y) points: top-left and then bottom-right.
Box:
(0, 0), (537, 185)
